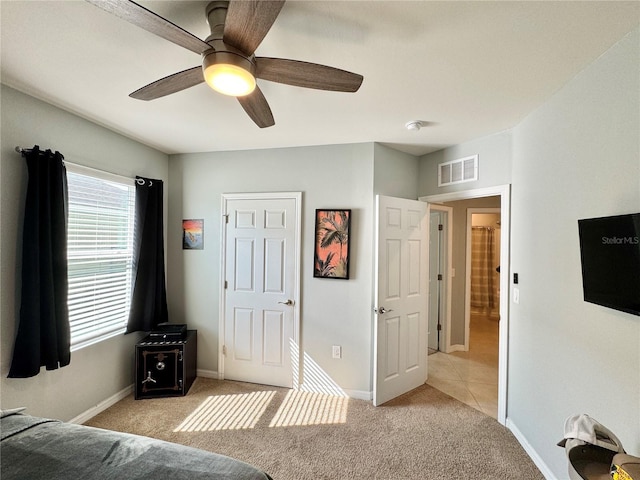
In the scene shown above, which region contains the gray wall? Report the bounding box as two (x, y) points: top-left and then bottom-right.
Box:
(373, 143), (419, 199)
(167, 143), (377, 396)
(418, 130), (511, 197)
(166, 142), (422, 397)
(508, 27), (639, 476)
(419, 128), (511, 348)
(0, 85), (168, 421)
(416, 27), (640, 475)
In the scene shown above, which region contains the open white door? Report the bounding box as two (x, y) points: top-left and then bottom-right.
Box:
(373, 195), (429, 406)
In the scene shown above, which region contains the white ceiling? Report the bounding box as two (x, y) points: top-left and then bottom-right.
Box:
(2, 1), (638, 156)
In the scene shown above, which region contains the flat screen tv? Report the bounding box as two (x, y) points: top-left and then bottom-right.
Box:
(578, 213), (640, 316)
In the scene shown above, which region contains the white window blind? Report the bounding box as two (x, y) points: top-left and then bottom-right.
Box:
(66, 165), (135, 351)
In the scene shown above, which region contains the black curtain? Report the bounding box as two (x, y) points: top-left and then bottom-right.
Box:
(126, 176), (168, 333)
(8, 146), (70, 378)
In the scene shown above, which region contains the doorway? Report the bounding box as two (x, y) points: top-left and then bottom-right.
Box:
(465, 208), (501, 348)
(428, 205), (452, 354)
(422, 185), (510, 425)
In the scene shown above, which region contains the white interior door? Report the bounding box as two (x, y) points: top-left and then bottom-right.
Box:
(221, 193), (301, 388)
(373, 195), (429, 406)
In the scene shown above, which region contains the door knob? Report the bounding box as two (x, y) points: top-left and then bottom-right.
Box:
(278, 299), (294, 306)
(374, 306), (393, 314)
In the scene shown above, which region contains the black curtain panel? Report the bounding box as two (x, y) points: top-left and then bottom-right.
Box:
(126, 176), (168, 333)
(8, 146), (71, 378)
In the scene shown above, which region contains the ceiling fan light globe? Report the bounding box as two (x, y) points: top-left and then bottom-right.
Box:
(204, 63), (256, 96)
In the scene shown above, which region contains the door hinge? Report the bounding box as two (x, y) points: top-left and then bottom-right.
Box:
(437, 324), (442, 331)
(223, 214), (229, 224)
(437, 274), (443, 281)
(222, 345), (227, 355)
(438, 223), (443, 231)
(224, 280), (228, 289)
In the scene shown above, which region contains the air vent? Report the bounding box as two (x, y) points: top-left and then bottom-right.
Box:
(438, 155), (478, 187)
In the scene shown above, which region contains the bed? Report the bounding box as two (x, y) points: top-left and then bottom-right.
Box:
(1, 409), (273, 480)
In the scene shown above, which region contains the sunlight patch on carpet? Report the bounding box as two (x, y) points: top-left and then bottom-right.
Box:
(269, 390), (348, 427)
(173, 391), (276, 432)
(291, 339), (348, 397)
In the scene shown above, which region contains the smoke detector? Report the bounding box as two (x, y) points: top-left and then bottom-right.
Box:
(405, 120), (426, 131)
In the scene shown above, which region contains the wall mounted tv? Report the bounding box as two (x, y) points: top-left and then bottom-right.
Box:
(578, 213), (640, 316)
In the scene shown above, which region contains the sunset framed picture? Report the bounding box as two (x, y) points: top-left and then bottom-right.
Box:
(182, 219), (204, 250)
(314, 209), (351, 279)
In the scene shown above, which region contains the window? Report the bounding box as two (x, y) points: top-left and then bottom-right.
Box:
(66, 164), (135, 351)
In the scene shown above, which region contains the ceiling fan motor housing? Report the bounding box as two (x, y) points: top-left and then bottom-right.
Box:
(203, 1), (256, 86)
(202, 48), (256, 77)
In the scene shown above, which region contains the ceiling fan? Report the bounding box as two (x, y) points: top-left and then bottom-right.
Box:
(86, 0), (364, 128)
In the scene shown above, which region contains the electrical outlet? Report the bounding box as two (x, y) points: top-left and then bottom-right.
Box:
(332, 345), (342, 359)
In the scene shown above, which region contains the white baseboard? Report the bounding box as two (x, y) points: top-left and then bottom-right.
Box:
(70, 373), (369, 425)
(196, 369), (220, 379)
(197, 370), (370, 401)
(446, 344), (465, 353)
(506, 418), (558, 480)
(72, 372), (217, 424)
(70, 384), (133, 425)
(341, 389), (370, 401)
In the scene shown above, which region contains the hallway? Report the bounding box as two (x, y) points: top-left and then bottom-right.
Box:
(426, 313), (499, 418)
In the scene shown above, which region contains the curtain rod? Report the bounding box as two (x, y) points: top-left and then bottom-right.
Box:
(15, 145), (65, 160)
(15, 146), (137, 183)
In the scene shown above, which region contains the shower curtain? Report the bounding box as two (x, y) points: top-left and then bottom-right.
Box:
(470, 226), (495, 312)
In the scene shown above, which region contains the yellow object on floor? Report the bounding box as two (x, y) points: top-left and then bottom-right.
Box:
(611, 453), (640, 480)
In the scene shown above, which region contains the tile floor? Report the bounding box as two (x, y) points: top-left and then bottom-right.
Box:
(426, 313), (499, 418)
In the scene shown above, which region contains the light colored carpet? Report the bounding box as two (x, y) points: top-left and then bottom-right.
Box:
(85, 378), (544, 480)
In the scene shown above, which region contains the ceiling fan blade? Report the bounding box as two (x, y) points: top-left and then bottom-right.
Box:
(224, 0), (285, 55)
(256, 58), (363, 92)
(237, 86), (275, 128)
(86, 0), (210, 54)
(130, 66), (204, 101)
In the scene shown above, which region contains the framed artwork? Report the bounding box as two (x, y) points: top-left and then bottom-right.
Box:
(314, 209), (351, 279)
(182, 219), (204, 250)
